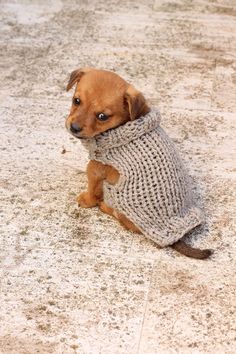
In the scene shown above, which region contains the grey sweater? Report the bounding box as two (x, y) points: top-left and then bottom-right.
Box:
(82, 108), (204, 247)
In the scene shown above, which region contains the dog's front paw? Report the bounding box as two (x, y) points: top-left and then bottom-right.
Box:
(77, 192), (98, 208)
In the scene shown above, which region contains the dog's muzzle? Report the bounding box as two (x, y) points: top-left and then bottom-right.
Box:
(70, 122), (82, 134)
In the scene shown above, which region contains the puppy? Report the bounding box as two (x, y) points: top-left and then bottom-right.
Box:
(66, 67), (212, 259)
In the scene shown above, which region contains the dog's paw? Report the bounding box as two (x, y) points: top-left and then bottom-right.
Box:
(77, 192), (98, 208)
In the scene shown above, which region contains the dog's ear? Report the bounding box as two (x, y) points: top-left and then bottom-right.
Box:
(66, 67), (94, 91)
(124, 85), (150, 120)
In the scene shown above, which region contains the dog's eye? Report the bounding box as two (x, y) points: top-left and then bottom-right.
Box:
(73, 97), (81, 106)
(97, 113), (109, 121)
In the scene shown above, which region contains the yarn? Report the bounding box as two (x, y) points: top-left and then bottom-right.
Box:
(82, 107), (204, 247)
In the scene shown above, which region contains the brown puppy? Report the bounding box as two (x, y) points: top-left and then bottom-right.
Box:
(66, 68), (212, 259)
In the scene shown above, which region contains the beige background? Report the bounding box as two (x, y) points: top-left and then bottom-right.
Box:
(0, 0), (236, 353)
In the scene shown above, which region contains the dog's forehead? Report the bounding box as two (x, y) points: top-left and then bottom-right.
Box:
(79, 70), (127, 92)
(75, 73), (127, 111)
(87, 94), (123, 113)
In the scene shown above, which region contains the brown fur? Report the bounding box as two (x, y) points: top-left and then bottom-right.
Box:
(66, 68), (212, 259)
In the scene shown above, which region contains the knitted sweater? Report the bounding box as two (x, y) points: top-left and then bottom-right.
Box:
(82, 108), (204, 247)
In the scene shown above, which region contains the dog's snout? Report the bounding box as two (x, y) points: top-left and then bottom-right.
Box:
(70, 122), (82, 134)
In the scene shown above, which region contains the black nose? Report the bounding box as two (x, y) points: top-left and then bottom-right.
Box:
(70, 122), (82, 134)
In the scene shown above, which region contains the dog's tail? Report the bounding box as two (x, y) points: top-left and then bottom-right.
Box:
(171, 240), (213, 259)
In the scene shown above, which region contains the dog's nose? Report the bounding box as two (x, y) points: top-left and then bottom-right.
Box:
(70, 122), (82, 134)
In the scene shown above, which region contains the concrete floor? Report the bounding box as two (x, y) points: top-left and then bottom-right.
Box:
(0, 1), (236, 353)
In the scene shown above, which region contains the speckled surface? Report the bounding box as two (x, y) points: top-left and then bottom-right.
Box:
(0, 1), (236, 353)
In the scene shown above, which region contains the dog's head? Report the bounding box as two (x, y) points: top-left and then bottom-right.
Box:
(65, 67), (150, 139)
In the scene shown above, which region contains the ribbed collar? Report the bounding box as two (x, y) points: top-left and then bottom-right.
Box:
(82, 107), (161, 153)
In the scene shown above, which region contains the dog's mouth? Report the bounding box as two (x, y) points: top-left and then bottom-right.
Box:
(66, 127), (86, 140)
(75, 136), (86, 140)
(71, 131), (90, 140)
(69, 129), (99, 140)
(70, 132), (86, 140)
(67, 125), (104, 140)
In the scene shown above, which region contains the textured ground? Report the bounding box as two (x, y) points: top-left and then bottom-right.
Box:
(0, 1), (236, 353)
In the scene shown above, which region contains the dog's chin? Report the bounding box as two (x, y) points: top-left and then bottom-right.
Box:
(68, 130), (86, 140)
(73, 132), (103, 139)
(70, 130), (109, 140)
(73, 135), (87, 140)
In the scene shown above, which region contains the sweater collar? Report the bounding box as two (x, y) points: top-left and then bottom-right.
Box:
(83, 107), (161, 152)
(82, 107), (161, 152)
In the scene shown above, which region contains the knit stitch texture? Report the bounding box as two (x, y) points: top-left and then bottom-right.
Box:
(82, 107), (204, 247)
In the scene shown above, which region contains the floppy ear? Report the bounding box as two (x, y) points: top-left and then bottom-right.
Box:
(66, 67), (94, 91)
(124, 85), (150, 120)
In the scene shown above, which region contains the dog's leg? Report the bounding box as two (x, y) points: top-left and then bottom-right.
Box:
(99, 201), (114, 216)
(77, 160), (105, 208)
(100, 201), (142, 234)
(100, 166), (141, 233)
(115, 211), (142, 233)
